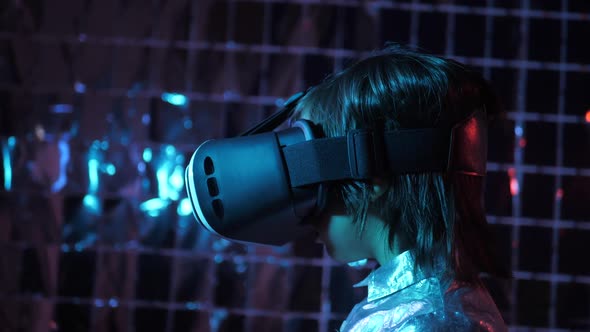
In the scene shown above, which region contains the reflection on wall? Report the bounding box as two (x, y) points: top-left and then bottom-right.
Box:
(1, 1), (589, 331)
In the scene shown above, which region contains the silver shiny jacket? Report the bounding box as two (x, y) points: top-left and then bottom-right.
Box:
(340, 251), (507, 332)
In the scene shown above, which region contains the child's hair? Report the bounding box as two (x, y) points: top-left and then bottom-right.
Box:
(292, 45), (509, 282)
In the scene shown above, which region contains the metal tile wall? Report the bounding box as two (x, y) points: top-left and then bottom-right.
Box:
(0, 0), (589, 331)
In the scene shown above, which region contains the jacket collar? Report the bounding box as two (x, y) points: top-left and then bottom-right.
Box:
(353, 250), (426, 302)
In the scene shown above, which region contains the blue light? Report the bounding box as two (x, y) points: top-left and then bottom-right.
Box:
(212, 239), (231, 252)
(7, 136), (15, 148)
(74, 81), (86, 93)
(140, 198), (170, 217)
(108, 298), (119, 308)
(161, 92), (188, 107)
(185, 302), (198, 310)
(178, 198), (192, 216)
(142, 114), (151, 125)
(51, 138), (70, 192)
(236, 263), (247, 274)
(142, 148), (152, 162)
(140, 197), (168, 210)
(514, 125), (523, 137)
(106, 164), (116, 175)
(210, 310), (228, 332)
(165, 145), (175, 156)
(88, 158), (99, 193)
(156, 166), (170, 199)
(83, 194), (101, 213)
(94, 299), (104, 308)
(183, 118), (193, 129)
(50, 104), (73, 114)
(2, 142), (12, 191)
(169, 166), (184, 190)
(168, 190), (179, 201)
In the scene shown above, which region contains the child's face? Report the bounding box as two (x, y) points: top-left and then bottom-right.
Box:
(313, 197), (404, 266)
(317, 217), (371, 263)
(313, 193), (374, 263)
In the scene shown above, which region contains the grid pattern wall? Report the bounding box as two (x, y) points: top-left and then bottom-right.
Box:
(0, 0), (589, 331)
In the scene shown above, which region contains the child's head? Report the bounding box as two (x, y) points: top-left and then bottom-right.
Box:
(293, 45), (505, 281)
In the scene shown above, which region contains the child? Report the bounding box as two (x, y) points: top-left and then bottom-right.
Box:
(185, 44), (509, 331)
(290, 45), (509, 331)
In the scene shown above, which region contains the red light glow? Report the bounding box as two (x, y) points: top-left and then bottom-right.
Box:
(586, 110), (590, 123)
(556, 188), (564, 200)
(510, 178), (519, 196)
(508, 167), (516, 178)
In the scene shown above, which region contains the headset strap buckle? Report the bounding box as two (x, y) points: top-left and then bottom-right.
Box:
(347, 129), (385, 179)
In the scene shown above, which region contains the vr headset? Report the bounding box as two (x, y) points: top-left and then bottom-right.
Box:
(185, 91), (487, 246)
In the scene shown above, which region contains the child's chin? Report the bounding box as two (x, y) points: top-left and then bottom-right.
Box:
(322, 242), (358, 264)
(329, 251), (356, 264)
(332, 251), (368, 265)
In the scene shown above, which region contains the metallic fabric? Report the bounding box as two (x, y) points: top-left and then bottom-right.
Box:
(340, 251), (507, 332)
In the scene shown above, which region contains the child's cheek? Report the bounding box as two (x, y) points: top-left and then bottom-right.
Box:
(326, 216), (362, 262)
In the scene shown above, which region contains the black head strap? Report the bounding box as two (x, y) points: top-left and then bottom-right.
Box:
(283, 126), (451, 187)
(283, 109), (487, 187)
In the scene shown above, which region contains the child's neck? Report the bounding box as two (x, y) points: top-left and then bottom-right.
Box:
(365, 217), (409, 266)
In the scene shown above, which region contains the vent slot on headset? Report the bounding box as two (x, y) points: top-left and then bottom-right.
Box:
(204, 157), (215, 175)
(207, 177), (219, 196)
(212, 199), (224, 219)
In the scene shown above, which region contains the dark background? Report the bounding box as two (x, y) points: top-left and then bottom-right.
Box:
(0, 0), (589, 331)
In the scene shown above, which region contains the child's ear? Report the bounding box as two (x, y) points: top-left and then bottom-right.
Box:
(370, 177), (389, 202)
